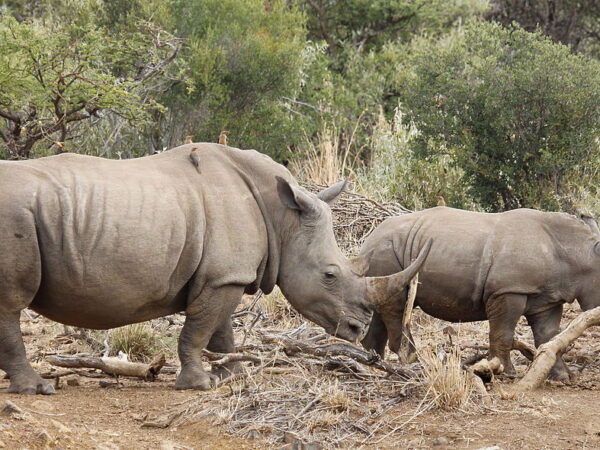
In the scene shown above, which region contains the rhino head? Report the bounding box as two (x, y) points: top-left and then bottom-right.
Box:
(275, 179), (430, 342)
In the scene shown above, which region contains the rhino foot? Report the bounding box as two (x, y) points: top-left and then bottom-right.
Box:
(8, 374), (55, 395)
(548, 365), (571, 383)
(211, 362), (243, 381)
(175, 367), (218, 391)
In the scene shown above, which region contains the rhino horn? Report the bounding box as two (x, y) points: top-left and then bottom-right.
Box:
(366, 239), (432, 309)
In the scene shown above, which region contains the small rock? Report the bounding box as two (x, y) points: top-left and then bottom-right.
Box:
(246, 430), (261, 439)
(1, 401), (22, 415)
(34, 428), (52, 445)
(50, 419), (71, 433)
(0, 439), (6, 448)
(433, 436), (450, 446)
(281, 432), (322, 450)
(66, 378), (80, 387)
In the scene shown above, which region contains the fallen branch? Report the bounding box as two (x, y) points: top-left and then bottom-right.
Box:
(259, 332), (415, 379)
(464, 357), (504, 405)
(513, 306), (600, 391)
(47, 354), (166, 381)
(511, 339), (535, 361)
(398, 274), (418, 364)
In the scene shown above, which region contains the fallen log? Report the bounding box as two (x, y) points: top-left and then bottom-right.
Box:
(513, 306), (600, 391)
(47, 354), (166, 381)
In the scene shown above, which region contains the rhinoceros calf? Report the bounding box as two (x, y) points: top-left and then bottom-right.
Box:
(0, 143), (429, 395)
(360, 207), (600, 380)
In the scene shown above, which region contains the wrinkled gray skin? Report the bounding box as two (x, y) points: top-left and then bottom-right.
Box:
(360, 207), (600, 381)
(0, 143), (424, 395)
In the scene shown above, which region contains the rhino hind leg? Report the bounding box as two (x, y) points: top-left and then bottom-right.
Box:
(207, 316), (243, 380)
(175, 285), (243, 390)
(0, 312), (54, 395)
(486, 294), (527, 377)
(526, 304), (570, 382)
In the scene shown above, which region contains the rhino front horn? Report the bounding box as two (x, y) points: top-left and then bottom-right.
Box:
(366, 238), (433, 309)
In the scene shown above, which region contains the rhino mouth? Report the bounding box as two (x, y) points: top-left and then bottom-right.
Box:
(334, 315), (372, 343)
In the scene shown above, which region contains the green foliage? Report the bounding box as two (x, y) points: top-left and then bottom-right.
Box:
(301, 0), (489, 55)
(292, 0), (488, 168)
(0, 10), (183, 158)
(357, 107), (475, 210)
(488, 0), (600, 57)
(394, 21), (600, 210)
(160, 0), (308, 160)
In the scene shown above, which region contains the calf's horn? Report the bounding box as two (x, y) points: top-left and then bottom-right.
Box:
(366, 239), (433, 309)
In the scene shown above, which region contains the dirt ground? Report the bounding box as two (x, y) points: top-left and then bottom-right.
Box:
(1, 302), (599, 449)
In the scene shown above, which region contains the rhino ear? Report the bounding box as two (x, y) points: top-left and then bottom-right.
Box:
(317, 179), (348, 205)
(276, 177), (317, 215)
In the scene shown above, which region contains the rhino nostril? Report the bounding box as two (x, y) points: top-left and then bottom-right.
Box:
(347, 319), (363, 337)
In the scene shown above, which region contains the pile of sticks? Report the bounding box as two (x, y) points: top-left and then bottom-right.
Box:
(302, 183), (410, 251)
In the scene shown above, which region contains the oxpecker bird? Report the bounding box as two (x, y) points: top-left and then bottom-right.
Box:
(218, 131), (230, 145)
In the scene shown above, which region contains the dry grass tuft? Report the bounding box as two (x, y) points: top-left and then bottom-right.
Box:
(320, 379), (352, 412)
(109, 323), (161, 362)
(419, 343), (474, 410)
(288, 126), (342, 186)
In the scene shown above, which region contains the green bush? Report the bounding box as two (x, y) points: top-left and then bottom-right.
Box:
(357, 107), (475, 210)
(393, 21), (600, 210)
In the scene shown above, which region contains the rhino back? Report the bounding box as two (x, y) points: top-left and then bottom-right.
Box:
(1, 146), (274, 328)
(363, 207), (594, 322)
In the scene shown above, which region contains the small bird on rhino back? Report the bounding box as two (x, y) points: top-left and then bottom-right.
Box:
(218, 131), (230, 145)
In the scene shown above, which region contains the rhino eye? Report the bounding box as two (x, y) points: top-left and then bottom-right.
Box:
(324, 272), (336, 280)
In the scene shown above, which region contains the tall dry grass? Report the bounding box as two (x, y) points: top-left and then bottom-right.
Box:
(418, 343), (474, 410)
(288, 117), (364, 185)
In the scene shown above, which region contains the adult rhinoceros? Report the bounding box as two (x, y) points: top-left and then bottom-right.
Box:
(359, 207), (600, 381)
(0, 143), (429, 395)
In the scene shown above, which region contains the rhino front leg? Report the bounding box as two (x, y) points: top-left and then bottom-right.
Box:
(175, 285), (243, 391)
(486, 294), (527, 377)
(526, 304), (570, 382)
(0, 312), (54, 395)
(207, 317), (243, 380)
(361, 312), (389, 357)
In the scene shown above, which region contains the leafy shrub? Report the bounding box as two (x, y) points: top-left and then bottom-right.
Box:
(394, 21), (600, 210)
(357, 107), (475, 210)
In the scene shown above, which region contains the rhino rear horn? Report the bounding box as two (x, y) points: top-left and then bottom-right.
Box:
(366, 239), (433, 309)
